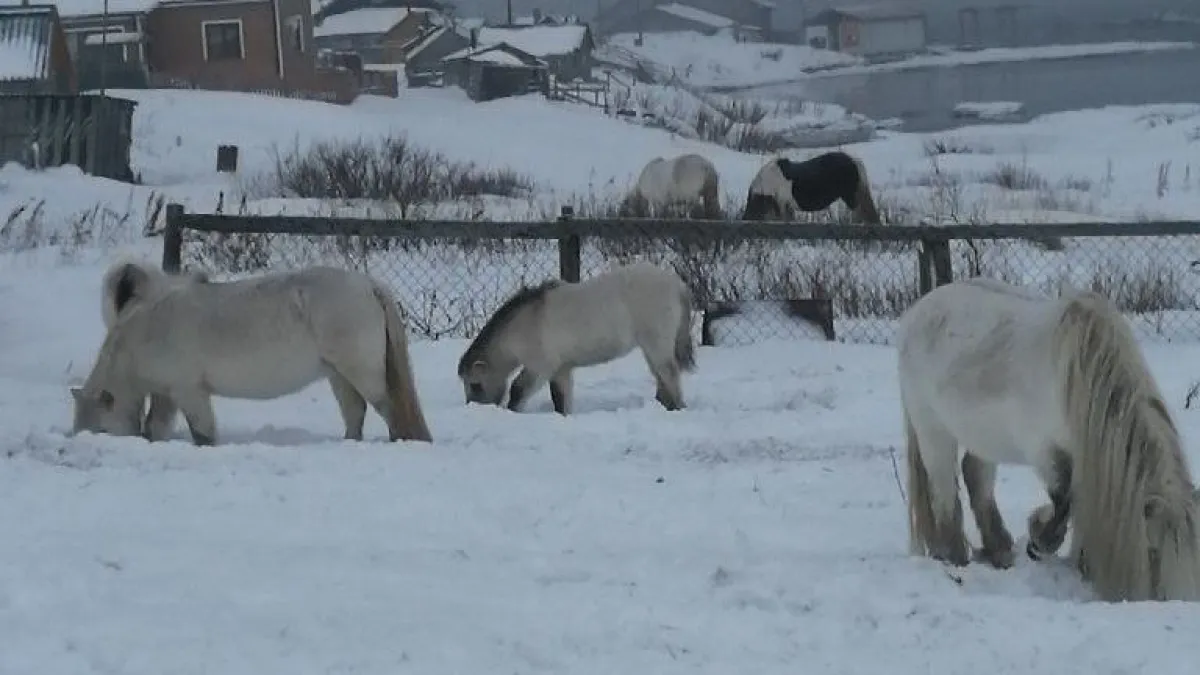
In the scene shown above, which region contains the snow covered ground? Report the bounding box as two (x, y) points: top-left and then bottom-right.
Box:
(5, 246), (1200, 674)
(4, 81), (1200, 672)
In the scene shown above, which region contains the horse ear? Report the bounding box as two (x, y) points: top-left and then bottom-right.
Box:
(70, 386), (83, 401)
(98, 390), (115, 410)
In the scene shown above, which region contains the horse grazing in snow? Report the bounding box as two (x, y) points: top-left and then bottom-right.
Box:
(742, 151), (880, 224)
(897, 277), (1200, 602)
(74, 265), (432, 446)
(99, 259), (210, 441)
(621, 153), (722, 219)
(457, 261), (696, 415)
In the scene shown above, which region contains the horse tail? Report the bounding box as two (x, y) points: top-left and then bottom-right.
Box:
(903, 402), (940, 558)
(674, 283), (697, 372)
(372, 283), (433, 443)
(849, 155), (882, 225)
(1053, 291), (1200, 601)
(101, 259), (153, 328)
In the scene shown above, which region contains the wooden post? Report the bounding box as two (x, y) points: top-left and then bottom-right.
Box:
(918, 237), (953, 295)
(557, 205), (581, 283)
(161, 203), (184, 273)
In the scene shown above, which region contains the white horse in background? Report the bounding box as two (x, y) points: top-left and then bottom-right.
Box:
(100, 259), (210, 440)
(622, 153), (722, 219)
(898, 277), (1200, 602)
(74, 265), (432, 445)
(457, 261), (696, 415)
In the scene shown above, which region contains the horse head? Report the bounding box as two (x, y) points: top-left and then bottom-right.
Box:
(459, 358), (509, 406)
(70, 385), (143, 438)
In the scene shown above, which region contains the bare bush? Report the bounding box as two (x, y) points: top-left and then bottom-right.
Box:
(982, 161), (1048, 191)
(923, 136), (994, 156)
(265, 134), (534, 217)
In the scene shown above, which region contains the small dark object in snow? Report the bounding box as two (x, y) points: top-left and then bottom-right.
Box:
(655, 476), (665, 484)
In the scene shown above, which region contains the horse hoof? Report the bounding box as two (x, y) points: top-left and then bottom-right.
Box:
(1026, 541), (1046, 561)
(973, 546), (1015, 570)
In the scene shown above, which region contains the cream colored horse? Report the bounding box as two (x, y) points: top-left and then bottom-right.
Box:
(622, 153), (721, 219)
(75, 265), (432, 445)
(898, 277), (1200, 602)
(458, 261), (696, 415)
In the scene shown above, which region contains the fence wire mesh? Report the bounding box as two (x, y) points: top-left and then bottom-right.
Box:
(175, 217), (1200, 346)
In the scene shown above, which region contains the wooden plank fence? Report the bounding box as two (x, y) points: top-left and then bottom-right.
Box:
(0, 93), (137, 181)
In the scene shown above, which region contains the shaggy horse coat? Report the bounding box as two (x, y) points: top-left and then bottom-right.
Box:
(457, 261), (696, 415)
(742, 151), (880, 224)
(99, 259), (210, 441)
(75, 266), (432, 446)
(623, 153), (722, 219)
(898, 277), (1200, 602)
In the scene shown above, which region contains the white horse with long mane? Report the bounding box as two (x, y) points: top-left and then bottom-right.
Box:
(898, 277), (1200, 602)
(74, 265), (432, 445)
(621, 153), (721, 219)
(99, 259), (209, 440)
(458, 261), (696, 414)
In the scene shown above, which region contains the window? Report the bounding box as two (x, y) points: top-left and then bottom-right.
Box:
(285, 14), (304, 52)
(202, 20), (244, 61)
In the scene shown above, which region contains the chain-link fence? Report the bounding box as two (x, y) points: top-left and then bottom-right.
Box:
(163, 205), (1200, 346)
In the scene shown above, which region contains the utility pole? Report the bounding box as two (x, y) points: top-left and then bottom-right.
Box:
(100, 0), (109, 95)
(506, 0), (512, 25)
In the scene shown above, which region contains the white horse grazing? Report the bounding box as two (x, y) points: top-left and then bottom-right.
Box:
(622, 153), (721, 219)
(99, 259), (210, 441)
(458, 261), (696, 415)
(73, 266), (432, 446)
(898, 277), (1200, 602)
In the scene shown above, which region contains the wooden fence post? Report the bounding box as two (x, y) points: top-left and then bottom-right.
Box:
(161, 203), (184, 273)
(557, 206), (581, 283)
(917, 237), (953, 294)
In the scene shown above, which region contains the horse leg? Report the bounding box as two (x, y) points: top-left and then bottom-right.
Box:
(173, 390), (218, 446)
(507, 367), (545, 412)
(961, 452), (1015, 569)
(327, 370), (368, 441)
(1027, 447), (1073, 561)
(548, 367), (574, 416)
(143, 393), (179, 442)
(907, 412), (970, 566)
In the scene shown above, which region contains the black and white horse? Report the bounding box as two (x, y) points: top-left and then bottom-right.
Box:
(742, 151), (881, 224)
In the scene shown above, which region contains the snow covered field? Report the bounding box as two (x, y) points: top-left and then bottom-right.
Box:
(5, 245), (1200, 673)
(4, 86), (1200, 671)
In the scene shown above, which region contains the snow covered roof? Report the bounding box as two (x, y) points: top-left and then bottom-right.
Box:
(476, 24), (588, 58)
(83, 29), (143, 44)
(0, 6), (54, 82)
(655, 3), (734, 29)
(50, 0), (159, 18)
(313, 7), (431, 38)
(442, 43), (545, 67)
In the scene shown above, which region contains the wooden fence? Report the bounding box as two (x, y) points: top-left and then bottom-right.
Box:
(159, 204), (1200, 344)
(0, 93), (137, 181)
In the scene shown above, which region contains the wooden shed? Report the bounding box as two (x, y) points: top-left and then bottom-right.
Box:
(0, 94), (137, 181)
(441, 43), (547, 102)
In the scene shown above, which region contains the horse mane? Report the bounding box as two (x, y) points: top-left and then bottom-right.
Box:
(1053, 290), (1200, 601)
(457, 279), (563, 374)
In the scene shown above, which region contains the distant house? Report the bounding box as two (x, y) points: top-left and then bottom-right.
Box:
(477, 23), (594, 81)
(312, 6), (435, 62)
(49, 0), (156, 90)
(144, 0), (360, 101)
(0, 4), (76, 94)
(804, 4), (927, 57)
(400, 20), (470, 83)
(602, 2), (735, 37)
(441, 42), (546, 101)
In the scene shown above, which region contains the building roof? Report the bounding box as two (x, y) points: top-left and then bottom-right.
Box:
(808, 3), (925, 23)
(655, 3), (734, 29)
(313, 6), (432, 38)
(47, 0), (159, 18)
(476, 24), (588, 58)
(442, 42), (544, 67)
(0, 5), (56, 82)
